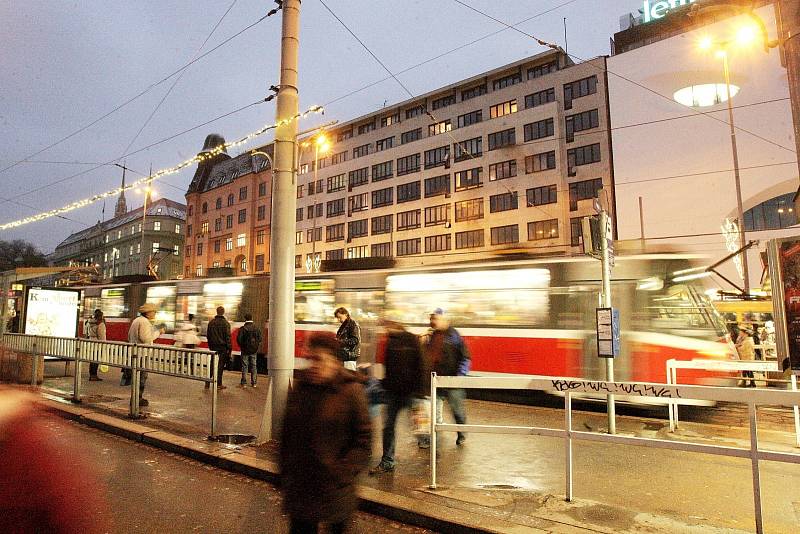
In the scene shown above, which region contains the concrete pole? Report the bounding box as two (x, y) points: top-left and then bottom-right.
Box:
(778, 0), (800, 181)
(265, 0), (301, 442)
(600, 209), (616, 435)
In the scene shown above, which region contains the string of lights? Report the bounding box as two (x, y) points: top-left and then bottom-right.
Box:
(0, 103), (323, 232)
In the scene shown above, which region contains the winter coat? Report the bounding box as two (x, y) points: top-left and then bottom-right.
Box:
(426, 326), (470, 377)
(736, 334), (756, 361)
(206, 315), (232, 354)
(236, 321), (262, 355)
(383, 330), (429, 397)
(336, 317), (361, 362)
(128, 315), (159, 345)
(85, 318), (106, 341)
(280, 368), (372, 523)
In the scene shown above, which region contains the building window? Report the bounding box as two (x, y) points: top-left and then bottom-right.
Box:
(493, 72), (521, 90)
(397, 209), (421, 231)
(526, 151), (556, 173)
(226, 237), (234, 250)
(295, 255), (302, 268)
(425, 174), (450, 198)
(216, 198), (222, 210)
(397, 238), (421, 257)
(227, 193), (235, 206)
(570, 217), (583, 246)
(153, 221), (161, 231)
(528, 60), (559, 79)
(524, 118), (555, 141)
(347, 245), (368, 259)
(461, 84), (486, 101)
(424, 146), (449, 169)
(200, 221), (209, 234)
(454, 198), (484, 222)
(307, 203), (323, 219)
(397, 181), (421, 203)
(371, 242), (392, 258)
(224, 260), (232, 268)
(744, 193), (799, 231)
(296, 208), (304, 222)
(226, 214), (233, 229)
(327, 174), (346, 192)
(528, 219), (559, 240)
(565, 109), (599, 143)
(152, 242), (160, 253)
(331, 150), (348, 165)
(372, 161), (393, 182)
(491, 224), (519, 245)
(239, 186), (248, 201)
(196, 264), (203, 277)
(257, 205), (266, 221)
(405, 105), (425, 119)
(238, 209), (247, 224)
(488, 128), (516, 150)
(348, 219), (368, 240)
(212, 261), (220, 268)
(175, 223), (181, 234)
(457, 110), (482, 129)
(306, 228), (322, 243)
(299, 163), (311, 175)
(308, 181), (316, 195)
(567, 143), (602, 169)
(173, 245), (179, 256)
(296, 185), (304, 199)
(336, 128), (353, 142)
(489, 99), (517, 119)
(453, 136), (482, 162)
(564, 75), (598, 110)
(381, 113), (399, 127)
(326, 249), (344, 261)
(236, 233), (245, 247)
(327, 198), (345, 217)
(214, 240), (221, 253)
(431, 94), (456, 110)
(326, 223), (345, 242)
(490, 192), (519, 213)
(196, 243), (203, 256)
(117, 230), (122, 239)
(397, 153), (421, 176)
(456, 229), (484, 250)
(428, 120), (452, 137)
(376, 137), (394, 152)
(489, 159), (517, 181)
(400, 128), (422, 144)
(425, 204), (450, 226)
(256, 230), (265, 245)
(372, 187), (393, 208)
(425, 234), (451, 253)
(255, 254), (265, 271)
(348, 167), (369, 189)
(527, 185), (558, 206)
(569, 178), (604, 211)
(348, 192), (369, 214)
(259, 182), (267, 197)
(357, 121), (376, 135)
(371, 214), (393, 235)
(353, 143), (371, 158)
(454, 167), (483, 191)
(184, 246), (191, 258)
(188, 205), (194, 217)
(295, 232), (302, 245)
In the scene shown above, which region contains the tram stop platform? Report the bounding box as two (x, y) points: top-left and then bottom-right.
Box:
(22, 361), (800, 533)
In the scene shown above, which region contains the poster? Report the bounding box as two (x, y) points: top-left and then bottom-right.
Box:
(24, 287), (80, 338)
(769, 238), (800, 373)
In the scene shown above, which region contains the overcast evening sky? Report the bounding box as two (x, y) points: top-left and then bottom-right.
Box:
(0, 0), (639, 253)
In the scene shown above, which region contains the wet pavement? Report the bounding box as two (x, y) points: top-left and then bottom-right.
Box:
(40, 415), (430, 534)
(40, 362), (800, 533)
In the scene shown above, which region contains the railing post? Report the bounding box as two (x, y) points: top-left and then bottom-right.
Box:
(748, 402), (763, 534)
(30, 341), (38, 387)
(430, 372), (437, 490)
(72, 339), (82, 403)
(130, 347), (140, 418)
(210, 352), (218, 438)
(565, 391), (573, 502)
(671, 364), (680, 430)
(791, 374), (800, 448)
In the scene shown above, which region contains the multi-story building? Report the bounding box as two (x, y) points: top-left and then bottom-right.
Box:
(183, 49), (613, 277)
(52, 187), (186, 280)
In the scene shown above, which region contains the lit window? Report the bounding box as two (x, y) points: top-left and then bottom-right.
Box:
(237, 234), (246, 247)
(225, 238), (233, 251)
(673, 84), (739, 108)
(152, 242), (159, 253)
(153, 221), (161, 231)
(175, 224), (181, 234)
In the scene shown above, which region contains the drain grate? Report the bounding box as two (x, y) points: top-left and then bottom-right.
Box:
(478, 484), (521, 490)
(208, 434), (256, 445)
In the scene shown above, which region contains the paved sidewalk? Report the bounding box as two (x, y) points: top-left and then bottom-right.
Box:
(34, 363), (800, 533)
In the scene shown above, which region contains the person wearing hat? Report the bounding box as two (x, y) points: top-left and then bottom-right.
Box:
(126, 303), (165, 406)
(733, 324), (757, 387)
(280, 331), (372, 533)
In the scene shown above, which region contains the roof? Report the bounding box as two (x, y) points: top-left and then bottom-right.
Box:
(201, 151), (270, 193)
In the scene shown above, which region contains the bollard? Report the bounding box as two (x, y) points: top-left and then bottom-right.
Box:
(429, 372), (437, 490)
(130, 350), (140, 418)
(72, 339), (82, 403)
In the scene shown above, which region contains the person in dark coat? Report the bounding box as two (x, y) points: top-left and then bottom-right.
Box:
(236, 313), (262, 387)
(370, 319), (429, 474)
(335, 307), (360, 371)
(206, 306), (231, 390)
(280, 332), (372, 534)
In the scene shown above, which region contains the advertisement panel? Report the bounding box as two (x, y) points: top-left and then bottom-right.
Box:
(23, 287), (80, 338)
(768, 238), (800, 374)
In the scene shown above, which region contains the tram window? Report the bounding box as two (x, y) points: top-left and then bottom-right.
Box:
(83, 288), (128, 319)
(177, 282), (244, 334)
(295, 279), (336, 323)
(145, 285), (177, 332)
(639, 284), (724, 335)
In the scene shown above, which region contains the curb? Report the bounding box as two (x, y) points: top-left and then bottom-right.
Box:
(37, 398), (546, 534)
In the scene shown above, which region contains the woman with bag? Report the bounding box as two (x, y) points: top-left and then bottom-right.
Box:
(85, 309), (106, 381)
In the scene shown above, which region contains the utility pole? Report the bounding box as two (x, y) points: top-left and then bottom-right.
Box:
(638, 196), (645, 249)
(264, 0), (301, 443)
(599, 208), (616, 435)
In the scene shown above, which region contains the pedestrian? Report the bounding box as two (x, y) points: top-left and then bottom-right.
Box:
(735, 324), (757, 387)
(236, 313), (262, 387)
(206, 306), (231, 390)
(127, 303), (164, 407)
(370, 319), (429, 475)
(175, 313), (201, 349)
(280, 332), (372, 534)
(334, 307), (360, 371)
(85, 309), (106, 381)
(426, 308), (470, 446)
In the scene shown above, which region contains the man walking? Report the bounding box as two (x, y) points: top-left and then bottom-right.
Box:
(236, 313), (261, 387)
(280, 332), (372, 533)
(206, 306), (231, 390)
(127, 303), (164, 407)
(370, 320), (428, 475)
(335, 307), (360, 371)
(427, 308), (470, 446)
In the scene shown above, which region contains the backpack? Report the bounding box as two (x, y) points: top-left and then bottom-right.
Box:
(239, 324), (261, 354)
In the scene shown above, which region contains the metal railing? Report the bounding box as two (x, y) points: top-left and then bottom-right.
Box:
(2, 333), (219, 436)
(429, 373), (800, 534)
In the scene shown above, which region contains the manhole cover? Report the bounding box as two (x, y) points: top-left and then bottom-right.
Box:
(478, 484), (521, 490)
(83, 395), (122, 403)
(208, 434), (255, 445)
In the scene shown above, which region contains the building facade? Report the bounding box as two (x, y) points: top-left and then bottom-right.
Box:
(52, 197), (186, 280)
(183, 50), (614, 278)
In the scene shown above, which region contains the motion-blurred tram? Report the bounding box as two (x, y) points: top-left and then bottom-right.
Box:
(74, 253), (733, 385)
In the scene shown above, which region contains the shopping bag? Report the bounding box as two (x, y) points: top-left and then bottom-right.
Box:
(410, 397), (431, 436)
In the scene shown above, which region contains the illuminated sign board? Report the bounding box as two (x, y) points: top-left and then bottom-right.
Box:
(642, 0), (697, 24)
(23, 287), (80, 338)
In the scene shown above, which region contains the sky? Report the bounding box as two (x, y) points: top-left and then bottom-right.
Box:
(0, 0), (641, 253)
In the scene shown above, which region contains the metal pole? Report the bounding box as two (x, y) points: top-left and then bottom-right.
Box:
(430, 372), (437, 490)
(211, 353), (218, 437)
(266, 0), (301, 442)
(31, 341), (38, 387)
(748, 402), (764, 534)
(638, 196), (645, 249)
(73, 339), (81, 403)
(722, 52), (750, 295)
(130, 349), (140, 418)
(600, 209), (616, 434)
(564, 391), (573, 502)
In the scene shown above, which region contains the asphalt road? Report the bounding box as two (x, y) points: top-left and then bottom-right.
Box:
(41, 416), (430, 534)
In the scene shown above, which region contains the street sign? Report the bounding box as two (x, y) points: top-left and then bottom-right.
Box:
(596, 307), (620, 358)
